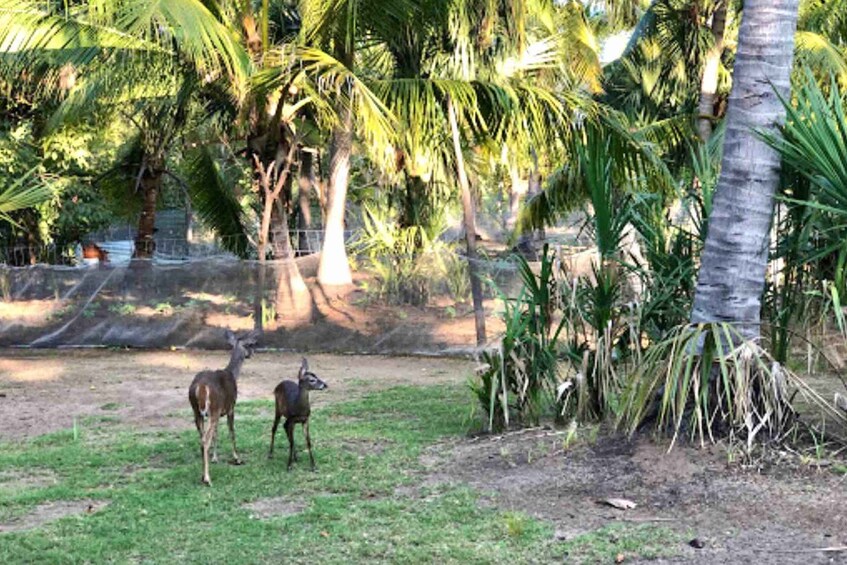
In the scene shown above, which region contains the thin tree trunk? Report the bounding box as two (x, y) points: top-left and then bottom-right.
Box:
(317, 108), (354, 286)
(691, 0), (800, 339)
(297, 150), (314, 255)
(133, 167), (163, 259)
(447, 96), (486, 346)
(697, 1), (728, 143)
(506, 164), (528, 231)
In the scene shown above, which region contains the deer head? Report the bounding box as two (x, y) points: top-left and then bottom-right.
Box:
(298, 358), (328, 390)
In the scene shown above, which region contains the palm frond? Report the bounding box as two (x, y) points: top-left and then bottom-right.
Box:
(185, 145), (252, 258)
(0, 167), (54, 224)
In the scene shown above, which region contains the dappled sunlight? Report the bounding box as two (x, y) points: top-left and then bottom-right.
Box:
(183, 291), (239, 306)
(0, 358), (65, 382)
(0, 300), (63, 326)
(205, 313), (255, 331)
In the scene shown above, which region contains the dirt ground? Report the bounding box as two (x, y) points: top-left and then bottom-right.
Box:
(416, 430), (847, 564)
(0, 349), (474, 440)
(1, 349), (846, 563)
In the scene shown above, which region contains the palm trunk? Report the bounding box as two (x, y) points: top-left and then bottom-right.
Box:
(690, 0), (800, 339)
(273, 199), (312, 320)
(133, 167), (163, 259)
(447, 96), (486, 346)
(697, 1), (728, 143)
(317, 108), (354, 286)
(506, 164), (528, 231)
(297, 150), (314, 255)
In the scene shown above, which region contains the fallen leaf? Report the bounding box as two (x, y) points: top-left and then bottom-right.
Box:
(615, 553), (625, 563)
(601, 498), (637, 510)
(320, 531), (329, 538)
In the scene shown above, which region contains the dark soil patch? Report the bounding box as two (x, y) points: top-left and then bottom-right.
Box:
(419, 429), (847, 564)
(242, 497), (307, 520)
(0, 499), (109, 534)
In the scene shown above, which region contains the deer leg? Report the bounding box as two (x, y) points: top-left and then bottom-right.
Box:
(269, 412), (281, 459)
(211, 421), (220, 463)
(195, 414), (204, 459)
(304, 421), (316, 471)
(201, 416), (217, 486)
(285, 420), (296, 471)
(227, 412), (242, 465)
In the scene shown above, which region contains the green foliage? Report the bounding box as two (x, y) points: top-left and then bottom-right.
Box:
(619, 322), (847, 450)
(471, 245), (563, 431)
(355, 203), (464, 306)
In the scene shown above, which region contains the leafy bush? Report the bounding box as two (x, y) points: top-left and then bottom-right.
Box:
(471, 246), (562, 431)
(355, 203), (465, 306)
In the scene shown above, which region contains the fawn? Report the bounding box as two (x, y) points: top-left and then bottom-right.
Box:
(269, 358), (328, 471)
(188, 329), (260, 485)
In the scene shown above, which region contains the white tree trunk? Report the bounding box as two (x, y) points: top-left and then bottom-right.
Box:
(697, 1), (727, 143)
(691, 0), (800, 339)
(317, 110), (354, 286)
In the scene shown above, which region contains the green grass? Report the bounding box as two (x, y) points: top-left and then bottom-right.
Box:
(0, 386), (555, 563)
(0, 384), (682, 563)
(561, 523), (681, 563)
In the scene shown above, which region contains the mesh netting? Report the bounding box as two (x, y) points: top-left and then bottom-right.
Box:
(0, 251), (527, 354)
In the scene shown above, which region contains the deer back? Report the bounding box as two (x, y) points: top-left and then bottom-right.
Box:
(190, 369), (238, 417)
(274, 380), (310, 421)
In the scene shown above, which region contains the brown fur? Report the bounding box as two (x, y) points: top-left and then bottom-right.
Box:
(187, 329), (258, 486)
(268, 358), (327, 471)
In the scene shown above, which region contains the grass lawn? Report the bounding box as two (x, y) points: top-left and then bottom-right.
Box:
(0, 384), (677, 564)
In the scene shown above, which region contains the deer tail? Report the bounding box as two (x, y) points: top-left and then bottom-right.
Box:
(197, 384), (211, 418)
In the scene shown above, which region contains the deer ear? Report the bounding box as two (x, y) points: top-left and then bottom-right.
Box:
(224, 329), (237, 347)
(298, 358), (309, 378)
(242, 329), (260, 344)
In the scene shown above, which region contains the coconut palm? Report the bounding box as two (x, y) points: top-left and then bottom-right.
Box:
(0, 0), (250, 259)
(690, 0), (801, 338)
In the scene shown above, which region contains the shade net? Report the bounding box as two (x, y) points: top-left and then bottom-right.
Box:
(0, 252), (528, 354)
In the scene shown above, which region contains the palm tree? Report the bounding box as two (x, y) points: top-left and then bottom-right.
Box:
(690, 0), (800, 338)
(1, 0), (250, 259)
(300, 0), (409, 287)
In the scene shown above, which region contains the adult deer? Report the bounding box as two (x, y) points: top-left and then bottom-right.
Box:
(269, 358), (328, 471)
(188, 329), (259, 486)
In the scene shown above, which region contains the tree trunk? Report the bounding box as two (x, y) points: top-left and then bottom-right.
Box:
(273, 199), (312, 321)
(297, 150), (314, 255)
(690, 0), (800, 339)
(697, 1), (728, 143)
(133, 167), (163, 259)
(506, 164), (528, 231)
(447, 96), (487, 346)
(317, 108), (354, 286)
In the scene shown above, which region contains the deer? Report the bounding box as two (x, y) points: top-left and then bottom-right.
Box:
(188, 329), (260, 486)
(268, 358), (328, 471)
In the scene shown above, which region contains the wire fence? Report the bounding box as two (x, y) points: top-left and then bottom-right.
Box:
(0, 229), (359, 267)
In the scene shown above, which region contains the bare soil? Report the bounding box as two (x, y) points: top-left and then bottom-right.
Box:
(0, 349), (474, 440)
(0, 500), (109, 534)
(1, 349), (845, 563)
(414, 429), (847, 564)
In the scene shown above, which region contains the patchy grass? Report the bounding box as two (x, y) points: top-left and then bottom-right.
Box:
(561, 523), (682, 563)
(0, 385), (561, 563)
(0, 384), (687, 563)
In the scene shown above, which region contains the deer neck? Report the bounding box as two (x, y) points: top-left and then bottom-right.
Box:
(226, 349), (246, 379)
(296, 382), (311, 409)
